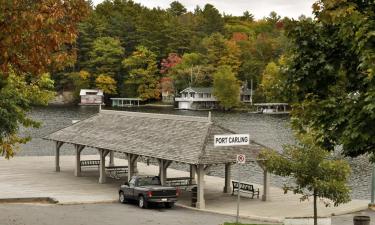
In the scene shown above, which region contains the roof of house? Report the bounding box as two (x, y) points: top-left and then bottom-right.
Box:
(44, 110), (264, 165)
(79, 89), (104, 96)
(180, 87), (213, 94)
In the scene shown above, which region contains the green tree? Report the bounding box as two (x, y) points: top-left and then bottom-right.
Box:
(88, 37), (125, 78)
(95, 74), (117, 94)
(196, 4), (224, 35)
(242, 11), (254, 22)
(213, 66), (240, 110)
(259, 133), (351, 225)
(167, 1), (187, 16)
(169, 53), (207, 91)
(284, 0), (375, 158)
(260, 59), (287, 102)
(0, 71), (55, 159)
(122, 46), (160, 100)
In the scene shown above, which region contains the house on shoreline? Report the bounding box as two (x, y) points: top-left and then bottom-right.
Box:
(175, 86), (253, 110)
(175, 87), (218, 110)
(79, 89), (104, 106)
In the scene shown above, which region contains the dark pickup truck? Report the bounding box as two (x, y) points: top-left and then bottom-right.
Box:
(119, 175), (179, 209)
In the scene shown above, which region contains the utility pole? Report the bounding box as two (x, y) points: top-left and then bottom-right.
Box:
(250, 79), (253, 105)
(371, 164), (375, 206)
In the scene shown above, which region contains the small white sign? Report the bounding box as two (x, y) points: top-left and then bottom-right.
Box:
(214, 134), (250, 147)
(237, 154), (246, 164)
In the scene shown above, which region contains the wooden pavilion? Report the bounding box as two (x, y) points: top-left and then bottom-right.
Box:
(44, 110), (271, 209)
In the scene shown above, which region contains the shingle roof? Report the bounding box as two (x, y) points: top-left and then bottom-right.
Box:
(44, 110), (264, 165)
(180, 87), (213, 94)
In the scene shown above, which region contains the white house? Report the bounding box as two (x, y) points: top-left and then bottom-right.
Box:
(175, 87), (218, 110)
(79, 89), (104, 106)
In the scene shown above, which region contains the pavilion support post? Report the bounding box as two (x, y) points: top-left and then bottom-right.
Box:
(189, 164), (196, 185)
(74, 145), (85, 177)
(262, 169), (270, 201)
(224, 163), (232, 193)
(158, 160), (171, 185)
(127, 154), (139, 182)
(98, 149), (109, 184)
(55, 141), (63, 172)
(196, 164), (205, 209)
(109, 151), (115, 167)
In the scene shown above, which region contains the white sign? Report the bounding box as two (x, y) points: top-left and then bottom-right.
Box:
(214, 134), (250, 147)
(236, 154), (246, 164)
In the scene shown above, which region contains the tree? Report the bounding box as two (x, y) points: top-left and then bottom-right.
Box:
(260, 59), (287, 102)
(0, 0), (89, 77)
(0, 0), (88, 158)
(167, 1), (187, 16)
(160, 53), (182, 74)
(0, 71), (55, 159)
(196, 4), (224, 35)
(242, 11), (254, 22)
(213, 66), (241, 110)
(122, 46), (160, 100)
(95, 74), (117, 95)
(259, 133), (351, 225)
(169, 53), (207, 91)
(88, 37), (125, 78)
(284, 0), (375, 159)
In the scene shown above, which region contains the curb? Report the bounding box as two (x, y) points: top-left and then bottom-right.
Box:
(330, 205), (369, 216)
(56, 200), (118, 205)
(175, 203), (283, 224)
(0, 197), (58, 204)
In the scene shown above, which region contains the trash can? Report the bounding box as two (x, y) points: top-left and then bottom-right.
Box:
(191, 186), (197, 207)
(353, 216), (370, 225)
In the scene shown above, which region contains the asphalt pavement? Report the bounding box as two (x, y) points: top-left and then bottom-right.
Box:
(0, 203), (274, 225)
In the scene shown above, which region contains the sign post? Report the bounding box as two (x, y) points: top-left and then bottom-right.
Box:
(236, 154), (246, 224)
(214, 134), (249, 224)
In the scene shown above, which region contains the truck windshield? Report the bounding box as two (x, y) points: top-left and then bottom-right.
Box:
(138, 177), (161, 186)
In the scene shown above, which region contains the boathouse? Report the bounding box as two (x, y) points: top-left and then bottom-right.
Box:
(44, 110), (271, 209)
(175, 87), (218, 110)
(79, 89), (104, 106)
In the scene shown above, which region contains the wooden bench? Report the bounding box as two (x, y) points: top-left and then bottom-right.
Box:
(105, 166), (128, 180)
(166, 177), (193, 187)
(232, 181), (260, 199)
(80, 160), (100, 168)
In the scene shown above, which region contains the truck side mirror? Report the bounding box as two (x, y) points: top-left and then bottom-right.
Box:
(124, 181), (129, 186)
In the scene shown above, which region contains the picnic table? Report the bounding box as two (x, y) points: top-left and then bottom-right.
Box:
(105, 166), (128, 179)
(166, 177), (193, 187)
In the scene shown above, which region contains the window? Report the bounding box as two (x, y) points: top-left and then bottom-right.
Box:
(183, 93), (187, 98)
(207, 93), (211, 98)
(190, 93), (195, 98)
(129, 177), (136, 187)
(199, 93), (203, 98)
(138, 177), (161, 186)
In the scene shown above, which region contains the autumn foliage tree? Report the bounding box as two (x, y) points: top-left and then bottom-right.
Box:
(0, 0), (89, 158)
(0, 0), (89, 77)
(95, 74), (117, 95)
(123, 46), (160, 100)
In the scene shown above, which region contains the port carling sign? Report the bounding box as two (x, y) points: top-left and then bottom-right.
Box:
(214, 134), (250, 147)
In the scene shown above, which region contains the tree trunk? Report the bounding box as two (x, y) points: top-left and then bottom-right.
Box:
(314, 190), (318, 225)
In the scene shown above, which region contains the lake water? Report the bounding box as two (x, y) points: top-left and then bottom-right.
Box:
(19, 105), (372, 200)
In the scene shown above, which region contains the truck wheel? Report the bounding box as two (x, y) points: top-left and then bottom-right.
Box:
(165, 202), (174, 208)
(119, 191), (127, 204)
(138, 195), (148, 209)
